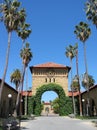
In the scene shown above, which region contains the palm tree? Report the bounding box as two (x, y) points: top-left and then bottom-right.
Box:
(85, 0), (97, 28)
(0, 0), (26, 114)
(16, 43), (32, 115)
(72, 75), (79, 91)
(75, 50), (83, 116)
(25, 67), (28, 115)
(17, 23), (32, 48)
(20, 42), (32, 91)
(74, 22), (91, 84)
(82, 73), (95, 89)
(65, 43), (78, 116)
(17, 22), (32, 115)
(74, 21), (91, 116)
(10, 69), (21, 90)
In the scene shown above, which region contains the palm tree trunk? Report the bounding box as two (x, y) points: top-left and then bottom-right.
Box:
(0, 32), (12, 115)
(83, 42), (90, 116)
(70, 58), (76, 116)
(83, 42), (88, 74)
(25, 67), (28, 115)
(76, 50), (82, 116)
(16, 64), (26, 116)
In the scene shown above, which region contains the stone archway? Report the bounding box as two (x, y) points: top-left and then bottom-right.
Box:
(33, 83), (72, 116)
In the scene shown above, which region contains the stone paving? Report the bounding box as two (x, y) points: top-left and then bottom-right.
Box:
(20, 116), (97, 130)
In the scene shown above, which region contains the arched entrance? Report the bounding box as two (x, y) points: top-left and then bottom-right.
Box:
(29, 62), (72, 116)
(33, 83), (72, 116)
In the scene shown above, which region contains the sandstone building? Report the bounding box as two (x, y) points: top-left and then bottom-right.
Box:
(30, 62), (70, 96)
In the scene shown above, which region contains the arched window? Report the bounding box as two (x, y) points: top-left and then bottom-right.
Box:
(53, 78), (55, 82)
(45, 78), (47, 82)
(49, 78), (51, 82)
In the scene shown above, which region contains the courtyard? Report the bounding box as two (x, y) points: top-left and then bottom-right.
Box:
(21, 116), (97, 130)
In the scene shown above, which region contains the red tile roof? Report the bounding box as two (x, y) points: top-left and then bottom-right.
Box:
(22, 85), (97, 97)
(44, 102), (51, 105)
(22, 90), (79, 97)
(22, 91), (32, 96)
(68, 91), (80, 97)
(34, 62), (67, 68)
(30, 62), (71, 73)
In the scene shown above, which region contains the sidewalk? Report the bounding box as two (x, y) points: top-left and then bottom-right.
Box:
(20, 116), (97, 130)
(19, 116), (97, 130)
(20, 120), (29, 127)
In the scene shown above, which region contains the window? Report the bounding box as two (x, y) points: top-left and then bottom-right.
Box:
(49, 78), (51, 82)
(45, 78), (47, 82)
(53, 78), (55, 82)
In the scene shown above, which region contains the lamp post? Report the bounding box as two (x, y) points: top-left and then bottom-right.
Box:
(21, 99), (23, 115)
(8, 94), (12, 116)
(82, 99), (85, 116)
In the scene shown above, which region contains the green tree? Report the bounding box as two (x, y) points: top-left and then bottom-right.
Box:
(52, 98), (60, 114)
(0, 0), (26, 114)
(65, 43), (78, 116)
(10, 69), (21, 90)
(85, 0), (97, 28)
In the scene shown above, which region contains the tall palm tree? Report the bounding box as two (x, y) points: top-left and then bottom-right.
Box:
(16, 43), (32, 115)
(74, 22), (91, 89)
(85, 0), (97, 28)
(25, 67), (28, 115)
(65, 43), (78, 116)
(0, 0), (26, 113)
(74, 21), (91, 116)
(10, 69), (21, 90)
(20, 42), (32, 91)
(71, 49), (82, 116)
(18, 23), (32, 115)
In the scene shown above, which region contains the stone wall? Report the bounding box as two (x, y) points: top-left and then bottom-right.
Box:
(32, 68), (69, 96)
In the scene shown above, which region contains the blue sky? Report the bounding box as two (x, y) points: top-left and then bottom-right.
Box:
(0, 0), (97, 102)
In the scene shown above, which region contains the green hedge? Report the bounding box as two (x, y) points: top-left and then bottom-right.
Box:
(28, 83), (73, 116)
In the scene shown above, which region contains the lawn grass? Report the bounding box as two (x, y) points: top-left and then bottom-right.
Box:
(76, 115), (97, 120)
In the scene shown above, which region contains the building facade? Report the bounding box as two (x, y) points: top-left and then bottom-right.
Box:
(0, 79), (17, 117)
(81, 85), (97, 116)
(30, 62), (71, 96)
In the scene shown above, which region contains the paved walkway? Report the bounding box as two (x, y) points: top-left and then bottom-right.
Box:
(21, 116), (97, 130)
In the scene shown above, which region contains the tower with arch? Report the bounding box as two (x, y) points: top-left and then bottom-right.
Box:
(30, 62), (70, 96)
(29, 62), (71, 115)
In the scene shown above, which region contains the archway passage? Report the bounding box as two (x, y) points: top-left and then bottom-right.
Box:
(32, 83), (72, 116)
